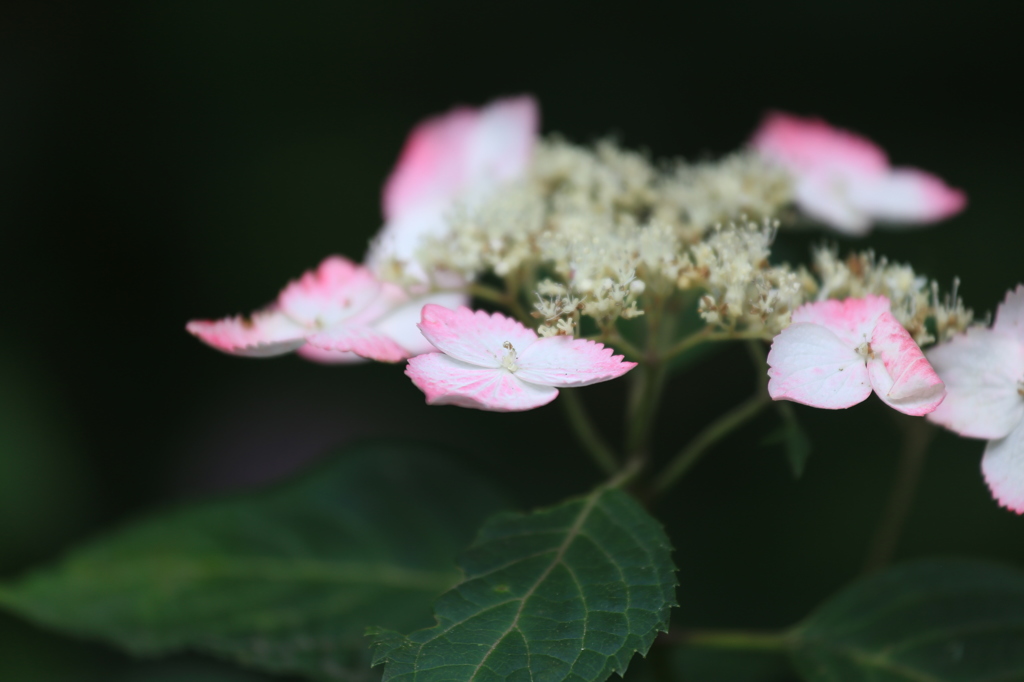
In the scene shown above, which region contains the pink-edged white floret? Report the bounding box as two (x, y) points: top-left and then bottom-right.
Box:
(751, 111), (966, 235)
(927, 285), (1024, 513)
(187, 256), (463, 364)
(767, 295), (945, 416)
(366, 95), (539, 277)
(405, 305), (636, 412)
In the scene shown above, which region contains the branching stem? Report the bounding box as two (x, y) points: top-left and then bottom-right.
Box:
(559, 389), (619, 476)
(662, 327), (770, 363)
(652, 392), (771, 497)
(863, 417), (935, 573)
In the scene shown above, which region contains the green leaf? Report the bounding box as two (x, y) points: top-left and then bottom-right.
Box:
(0, 444), (507, 681)
(790, 559), (1024, 682)
(761, 402), (811, 478)
(371, 485), (677, 682)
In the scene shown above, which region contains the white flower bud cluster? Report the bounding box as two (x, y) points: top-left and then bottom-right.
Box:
(416, 138), (796, 330)
(659, 152), (793, 242)
(411, 136), (967, 347)
(811, 246), (974, 344)
(686, 219), (813, 334)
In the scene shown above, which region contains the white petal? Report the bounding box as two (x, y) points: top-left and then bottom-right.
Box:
(750, 112), (889, 175)
(305, 325), (410, 363)
(364, 203), (447, 280)
(186, 308), (306, 358)
(926, 328), (1024, 439)
(767, 322), (872, 409)
(791, 295), (890, 348)
(382, 96), (538, 220)
(866, 312), (945, 416)
(514, 336), (636, 388)
(295, 345), (366, 365)
(793, 173), (873, 236)
(416, 305), (537, 368)
(982, 419), (1024, 514)
(276, 256), (387, 327)
(373, 292), (469, 356)
(847, 168), (966, 225)
(405, 352), (557, 412)
(994, 284), (1024, 338)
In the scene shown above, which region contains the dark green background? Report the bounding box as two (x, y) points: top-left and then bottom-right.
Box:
(1, 2), (1020, 680)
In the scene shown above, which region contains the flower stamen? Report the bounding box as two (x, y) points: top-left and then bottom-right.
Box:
(501, 341), (519, 373)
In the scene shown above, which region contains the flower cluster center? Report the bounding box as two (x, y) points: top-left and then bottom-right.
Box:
(501, 341), (519, 373)
(855, 341), (875, 360)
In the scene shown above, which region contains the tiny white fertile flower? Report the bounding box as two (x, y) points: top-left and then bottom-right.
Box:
(927, 285), (1024, 513)
(767, 295), (945, 415)
(405, 305), (636, 412)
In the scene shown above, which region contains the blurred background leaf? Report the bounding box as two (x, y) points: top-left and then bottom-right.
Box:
(0, 444), (507, 681)
(790, 559), (1024, 681)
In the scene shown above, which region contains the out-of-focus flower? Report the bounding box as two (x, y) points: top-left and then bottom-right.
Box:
(366, 95), (539, 281)
(926, 285), (1024, 513)
(187, 256), (462, 363)
(405, 305), (636, 412)
(767, 295), (945, 415)
(751, 111), (966, 235)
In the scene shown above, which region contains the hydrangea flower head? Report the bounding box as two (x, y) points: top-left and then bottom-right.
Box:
(767, 294), (945, 415)
(926, 285), (1024, 512)
(187, 256), (462, 363)
(751, 111), (966, 235)
(405, 305), (636, 412)
(366, 95), (539, 279)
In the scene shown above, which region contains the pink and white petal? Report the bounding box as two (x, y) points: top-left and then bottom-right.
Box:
(993, 284), (1024, 338)
(791, 295), (891, 348)
(750, 111), (889, 176)
(417, 304), (537, 368)
(373, 292), (469, 356)
(849, 167), (966, 225)
(277, 256), (383, 328)
(460, 95), (538, 190)
(295, 344), (367, 365)
(926, 328), (1024, 438)
(405, 353), (558, 412)
(792, 174), (873, 236)
(767, 322), (873, 409)
(186, 308), (306, 358)
(382, 108), (477, 221)
(364, 203), (448, 279)
(305, 325), (410, 363)
(982, 419), (1024, 514)
(866, 311), (945, 415)
(514, 336), (637, 388)
(382, 96), (538, 221)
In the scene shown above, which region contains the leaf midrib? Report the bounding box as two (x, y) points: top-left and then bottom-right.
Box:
(463, 489), (603, 682)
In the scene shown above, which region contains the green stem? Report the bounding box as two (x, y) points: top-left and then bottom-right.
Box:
(862, 417), (935, 573)
(652, 392), (771, 496)
(745, 339), (769, 393)
(559, 389), (619, 476)
(625, 360), (666, 468)
(465, 283), (509, 307)
(600, 331), (644, 363)
(659, 628), (791, 652)
(606, 453), (646, 490)
(662, 328), (770, 363)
